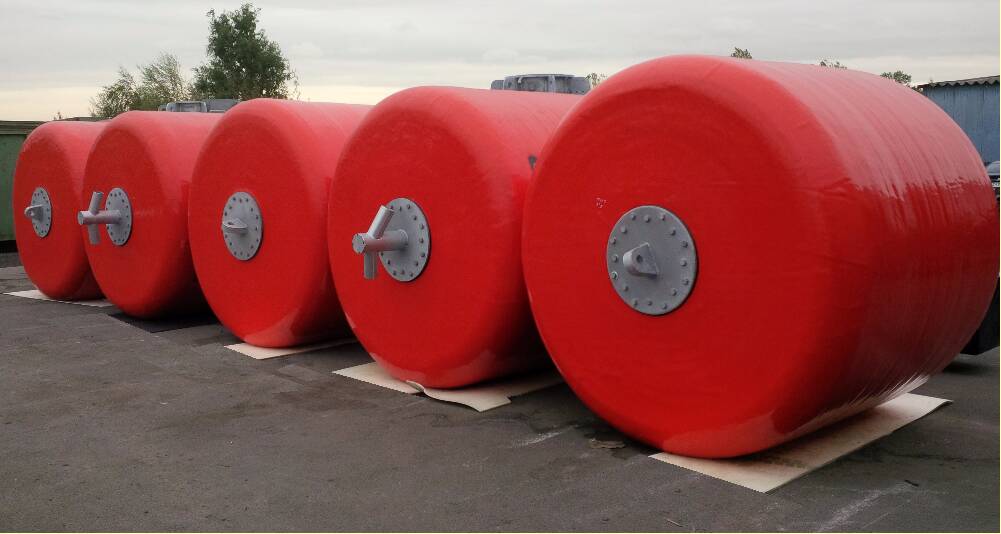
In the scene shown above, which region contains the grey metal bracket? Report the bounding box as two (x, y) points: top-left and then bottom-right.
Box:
(352, 197), (430, 282)
(221, 192), (263, 261)
(24, 187), (52, 238)
(606, 205), (697, 316)
(77, 188), (132, 246)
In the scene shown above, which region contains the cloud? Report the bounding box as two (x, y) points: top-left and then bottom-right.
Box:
(0, 0), (997, 119)
(482, 48), (520, 62)
(481, 48), (548, 64)
(394, 20), (416, 33)
(288, 42), (325, 59)
(297, 84), (401, 105)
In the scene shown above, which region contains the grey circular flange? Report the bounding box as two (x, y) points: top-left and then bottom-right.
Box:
(606, 205), (698, 316)
(28, 187), (52, 238)
(380, 197), (430, 282)
(221, 192), (263, 261)
(105, 187), (132, 246)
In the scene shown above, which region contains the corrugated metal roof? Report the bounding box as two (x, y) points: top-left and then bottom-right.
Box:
(918, 75), (999, 88)
(0, 120), (44, 135)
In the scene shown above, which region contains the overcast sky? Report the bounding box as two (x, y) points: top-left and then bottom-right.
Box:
(1, 0), (998, 120)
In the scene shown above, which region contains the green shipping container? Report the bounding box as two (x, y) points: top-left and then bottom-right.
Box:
(0, 120), (45, 243)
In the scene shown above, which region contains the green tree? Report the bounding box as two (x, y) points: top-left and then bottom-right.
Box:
(586, 72), (607, 89)
(134, 54), (189, 109)
(191, 3), (297, 99)
(730, 47), (752, 59)
(90, 53), (190, 118)
(91, 67), (138, 118)
(880, 70), (913, 86)
(819, 58), (847, 69)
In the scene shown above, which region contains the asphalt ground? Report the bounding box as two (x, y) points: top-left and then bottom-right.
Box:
(0, 250), (997, 532)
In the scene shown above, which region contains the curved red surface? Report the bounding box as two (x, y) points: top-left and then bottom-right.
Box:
(522, 55), (1000, 458)
(82, 111), (219, 318)
(328, 87), (580, 388)
(13, 121), (105, 300)
(189, 100), (370, 347)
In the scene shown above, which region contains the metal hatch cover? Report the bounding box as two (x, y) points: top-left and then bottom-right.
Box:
(25, 187), (52, 238)
(377, 198), (430, 282)
(221, 191), (263, 261)
(605, 205), (697, 315)
(105, 187), (132, 246)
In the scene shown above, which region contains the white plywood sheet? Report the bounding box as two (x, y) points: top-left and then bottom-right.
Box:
(650, 393), (950, 492)
(334, 361), (420, 394)
(225, 338), (355, 360)
(334, 361), (563, 411)
(3, 289), (113, 307)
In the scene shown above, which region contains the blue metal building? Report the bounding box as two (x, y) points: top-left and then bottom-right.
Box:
(918, 75), (1000, 164)
(919, 76), (1000, 356)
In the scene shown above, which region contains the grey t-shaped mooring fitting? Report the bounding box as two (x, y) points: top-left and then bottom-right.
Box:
(23, 204), (46, 220)
(78, 188), (132, 246)
(353, 205), (409, 279)
(23, 187), (52, 238)
(352, 198), (431, 282)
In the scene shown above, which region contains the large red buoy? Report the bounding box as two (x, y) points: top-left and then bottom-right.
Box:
(522, 55), (1000, 458)
(80, 111), (219, 318)
(328, 87), (580, 388)
(13, 121), (105, 300)
(188, 100), (370, 347)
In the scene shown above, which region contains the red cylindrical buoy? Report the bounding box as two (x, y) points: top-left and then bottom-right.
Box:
(189, 100), (370, 347)
(328, 87), (580, 388)
(80, 111), (220, 318)
(13, 121), (105, 300)
(522, 55), (1000, 458)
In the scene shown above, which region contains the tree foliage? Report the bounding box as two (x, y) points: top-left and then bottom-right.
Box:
(90, 54), (190, 118)
(90, 67), (137, 117)
(730, 47), (753, 59)
(880, 70), (913, 86)
(818, 58), (847, 69)
(191, 3), (297, 99)
(586, 72), (607, 88)
(135, 54), (190, 109)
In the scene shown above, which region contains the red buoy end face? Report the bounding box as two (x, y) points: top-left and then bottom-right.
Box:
(523, 55), (1000, 457)
(189, 100), (370, 347)
(329, 87), (580, 388)
(82, 111), (220, 318)
(13, 121), (105, 300)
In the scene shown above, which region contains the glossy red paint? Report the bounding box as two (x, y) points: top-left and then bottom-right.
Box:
(82, 111), (219, 318)
(328, 87), (580, 388)
(189, 100), (370, 347)
(13, 121), (106, 300)
(522, 55), (1000, 458)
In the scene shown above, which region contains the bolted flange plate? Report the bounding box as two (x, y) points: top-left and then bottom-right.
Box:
(221, 192), (263, 261)
(105, 187), (132, 246)
(606, 205), (697, 316)
(28, 187), (52, 238)
(380, 197), (430, 282)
